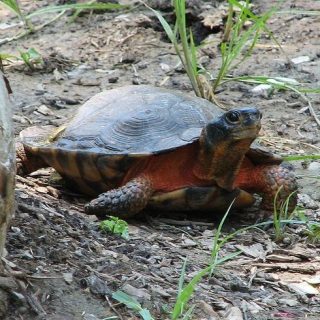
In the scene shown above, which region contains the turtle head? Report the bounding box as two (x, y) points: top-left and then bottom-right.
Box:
(195, 107), (262, 190)
(205, 107), (262, 144)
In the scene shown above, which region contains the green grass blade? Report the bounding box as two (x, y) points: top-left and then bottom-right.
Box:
(181, 305), (195, 320)
(139, 309), (155, 320)
(178, 258), (187, 294)
(174, 0), (201, 96)
(0, 53), (18, 60)
(112, 291), (142, 311)
(276, 10), (320, 16)
(0, 0), (22, 16)
(220, 75), (320, 93)
(26, 2), (127, 18)
(189, 29), (198, 77)
(211, 199), (235, 262)
(147, 6), (176, 44)
(284, 155), (320, 161)
(112, 291), (155, 320)
(171, 266), (210, 319)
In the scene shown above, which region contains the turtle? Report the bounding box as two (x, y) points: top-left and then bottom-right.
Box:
(17, 85), (297, 218)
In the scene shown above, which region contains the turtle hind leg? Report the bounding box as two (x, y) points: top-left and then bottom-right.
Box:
(84, 177), (153, 219)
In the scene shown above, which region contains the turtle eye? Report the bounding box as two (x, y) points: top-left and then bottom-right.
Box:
(226, 111), (240, 124)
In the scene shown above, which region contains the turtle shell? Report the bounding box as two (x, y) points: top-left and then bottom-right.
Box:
(56, 85), (223, 154)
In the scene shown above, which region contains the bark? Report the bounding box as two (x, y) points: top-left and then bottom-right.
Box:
(0, 71), (15, 317)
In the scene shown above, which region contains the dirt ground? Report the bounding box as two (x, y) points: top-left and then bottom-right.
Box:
(1, 0), (320, 319)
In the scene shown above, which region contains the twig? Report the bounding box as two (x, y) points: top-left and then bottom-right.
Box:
(252, 262), (317, 274)
(152, 217), (214, 227)
(304, 95), (320, 127)
(105, 295), (124, 320)
(84, 264), (118, 282)
(0, 11), (66, 46)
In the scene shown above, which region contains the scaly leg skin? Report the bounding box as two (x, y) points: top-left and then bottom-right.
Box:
(84, 177), (153, 219)
(259, 164), (297, 211)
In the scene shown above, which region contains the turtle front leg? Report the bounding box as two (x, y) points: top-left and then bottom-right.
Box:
(240, 163), (297, 213)
(259, 164), (297, 211)
(84, 177), (153, 219)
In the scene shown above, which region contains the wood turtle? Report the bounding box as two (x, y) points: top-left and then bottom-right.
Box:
(17, 85), (297, 218)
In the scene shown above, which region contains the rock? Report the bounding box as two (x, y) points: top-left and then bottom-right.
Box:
(241, 301), (263, 314)
(251, 84), (273, 98)
(181, 238), (197, 248)
(12, 114), (30, 124)
(160, 63), (171, 73)
(308, 162), (320, 172)
(224, 306), (243, 320)
(298, 193), (319, 210)
(291, 56), (310, 64)
(278, 297), (298, 307)
(67, 64), (92, 79)
(81, 275), (112, 297)
(122, 283), (151, 303)
(83, 315), (99, 320)
(108, 77), (118, 83)
(150, 285), (171, 298)
(304, 276), (320, 285)
(62, 272), (73, 284)
(53, 68), (64, 81)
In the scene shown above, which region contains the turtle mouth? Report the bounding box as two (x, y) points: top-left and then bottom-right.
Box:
(230, 124), (261, 140)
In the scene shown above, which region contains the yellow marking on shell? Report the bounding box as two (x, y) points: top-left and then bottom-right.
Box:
(46, 125), (67, 143)
(27, 146), (40, 155)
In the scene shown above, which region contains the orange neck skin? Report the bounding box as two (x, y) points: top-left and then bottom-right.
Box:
(123, 143), (268, 194)
(234, 157), (268, 193)
(122, 142), (212, 192)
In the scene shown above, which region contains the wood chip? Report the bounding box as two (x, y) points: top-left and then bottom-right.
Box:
(224, 306), (243, 320)
(266, 254), (301, 262)
(36, 105), (54, 116)
(236, 243), (266, 259)
(286, 282), (319, 295)
(199, 300), (220, 319)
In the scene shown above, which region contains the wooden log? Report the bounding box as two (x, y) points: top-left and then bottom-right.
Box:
(0, 71), (15, 317)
